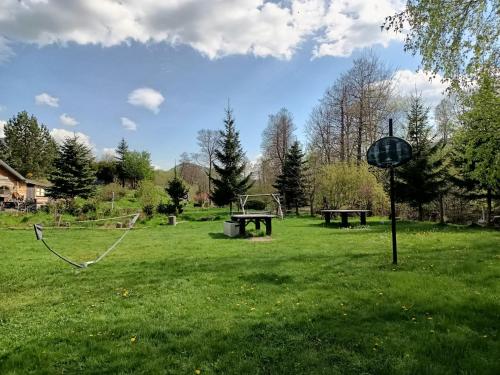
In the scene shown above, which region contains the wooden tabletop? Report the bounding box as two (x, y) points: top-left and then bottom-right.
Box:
(320, 209), (370, 213)
(231, 214), (276, 219)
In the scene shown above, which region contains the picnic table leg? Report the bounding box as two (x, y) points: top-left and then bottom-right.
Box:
(255, 219), (261, 230)
(325, 212), (331, 225)
(360, 212), (367, 225)
(265, 218), (272, 236)
(341, 213), (348, 227)
(239, 218), (246, 236)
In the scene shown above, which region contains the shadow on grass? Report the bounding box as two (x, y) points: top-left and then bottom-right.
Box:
(208, 232), (237, 240)
(2, 297), (498, 374)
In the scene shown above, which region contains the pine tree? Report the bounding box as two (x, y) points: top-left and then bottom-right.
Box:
(115, 138), (129, 187)
(0, 111), (57, 177)
(166, 166), (189, 215)
(274, 141), (308, 215)
(452, 73), (500, 223)
(47, 136), (96, 200)
(211, 106), (253, 212)
(394, 94), (445, 220)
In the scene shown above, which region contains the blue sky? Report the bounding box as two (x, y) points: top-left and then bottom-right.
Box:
(0, 0), (446, 169)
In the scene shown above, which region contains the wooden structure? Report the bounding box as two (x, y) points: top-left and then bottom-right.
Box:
(0, 159), (50, 210)
(230, 214), (275, 236)
(321, 209), (370, 228)
(238, 193), (283, 219)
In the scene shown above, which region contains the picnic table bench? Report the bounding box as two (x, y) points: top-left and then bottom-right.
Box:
(230, 214), (275, 236)
(321, 209), (370, 227)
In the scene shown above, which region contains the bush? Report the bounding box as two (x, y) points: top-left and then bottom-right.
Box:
(142, 204), (155, 218)
(245, 200), (266, 211)
(99, 183), (127, 202)
(316, 162), (388, 215)
(157, 202), (176, 215)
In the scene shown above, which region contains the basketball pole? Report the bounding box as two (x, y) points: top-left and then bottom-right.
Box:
(389, 119), (397, 265)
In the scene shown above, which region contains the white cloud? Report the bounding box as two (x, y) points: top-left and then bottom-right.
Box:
(35, 92), (59, 107)
(128, 88), (164, 113)
(50, 128), (92, 149)
(59, 113), (78, 126)
(0, 0), (405, 61)
(0, 120), (6, 137)
(313, 0), (405, 58)
(121, 117), (137, 131)
(393, 70), (448, 106)
(101, 147), (118, 158)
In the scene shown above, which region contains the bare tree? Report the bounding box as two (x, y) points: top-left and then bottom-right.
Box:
(434, 96), (460, 144)
(261, 108), (296, 178)
(193, 129), (221, 200)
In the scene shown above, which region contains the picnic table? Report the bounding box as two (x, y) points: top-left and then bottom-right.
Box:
(321, 209), (370, 227)
(231, 214), (275, 236)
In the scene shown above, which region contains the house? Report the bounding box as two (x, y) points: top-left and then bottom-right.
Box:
(0, 159), (50, 208)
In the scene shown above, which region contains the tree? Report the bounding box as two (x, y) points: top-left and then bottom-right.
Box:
(166, 167), (189, 215)
(115, 138), (129, 187)
(47, 136), (96, 200)
(122, 151), (153, 188)
(393, 94), (444, 220)
(453, 73), (500, 223)
(211, 106), (253, 212)
(95, 157), (117, 184)
(261, 108), (296, 179)
(434, 96), (460, 144)
(0, 111), (57, 177)
(384, 0), (499, 89)
(193, 129), (221, 201)
(274, 141), (308, 215)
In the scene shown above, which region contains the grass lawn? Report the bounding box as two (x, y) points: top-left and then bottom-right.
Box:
(0, 214), (498, 374)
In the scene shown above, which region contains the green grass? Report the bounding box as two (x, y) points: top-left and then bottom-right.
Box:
(0, 214), (498, 374)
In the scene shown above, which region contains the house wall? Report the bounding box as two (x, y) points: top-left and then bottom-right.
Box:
(0, 165), (27, 199)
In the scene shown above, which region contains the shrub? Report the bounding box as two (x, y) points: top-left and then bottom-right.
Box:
(99, 183), (127, 202)
(142, 204), (155, 218)
(245, 200), (266, 211)
(157, 202), (176, 215)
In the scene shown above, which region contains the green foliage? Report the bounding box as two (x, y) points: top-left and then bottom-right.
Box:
(98, 182), (128, 202)
(211, 106), (253, 210)
(274, 141), (308, 215)
(455, 73), (500, 191)
(47, 136), (96, 200)
(95, 158), (117, 184)
(122, 150), (154, 188)
(384, 0), (499, 89)
(157, 202), (176, 215)
(115, 138), (129, 187)
(136, 180), (164, 217)
(394, 94), (446, 220)
(317, 162), (388, 214)
(245, 200), (267, 211)
(166, 170), (189, 215)
(0, 111), (57, 177)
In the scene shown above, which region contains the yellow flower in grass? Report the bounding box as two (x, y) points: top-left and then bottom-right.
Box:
(195, 369), (201, 374)
(130, 336), (137, 343)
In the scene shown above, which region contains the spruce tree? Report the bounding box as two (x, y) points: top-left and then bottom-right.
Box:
(211, 106), (253, 212)
(47, 136), (96, 200)
(0, 111), (57, 177)
(115, 138), (129, 187)
(394, 94), (444, 220)
(274, 141), (308, 215)
(166, 166), (189, 215)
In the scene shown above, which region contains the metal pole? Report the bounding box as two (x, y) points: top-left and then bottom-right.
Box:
(389, 119), (397, 264)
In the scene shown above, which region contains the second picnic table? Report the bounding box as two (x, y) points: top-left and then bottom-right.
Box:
(321, 209), (370, 227)
(231, 214), (275, 236)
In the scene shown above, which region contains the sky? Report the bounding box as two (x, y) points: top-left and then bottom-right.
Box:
(0, 0), (447, 169)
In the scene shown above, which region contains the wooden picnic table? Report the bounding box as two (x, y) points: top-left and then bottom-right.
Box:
(231, 214), (275, 236)
(321, 209), (370, 227)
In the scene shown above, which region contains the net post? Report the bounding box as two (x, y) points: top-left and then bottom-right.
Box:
(389, 119), (397, 265)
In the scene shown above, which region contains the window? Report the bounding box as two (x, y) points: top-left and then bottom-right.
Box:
(36, 188), (45, 197)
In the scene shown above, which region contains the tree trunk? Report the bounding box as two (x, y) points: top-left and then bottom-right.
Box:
(439, 194), (445, 224)
(309, 194), (315, 216)
(486, 187), (492, 225)
(295, 202), (299, 216)
(208, 162), (212, 205)
(418, 203), (423, 221)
